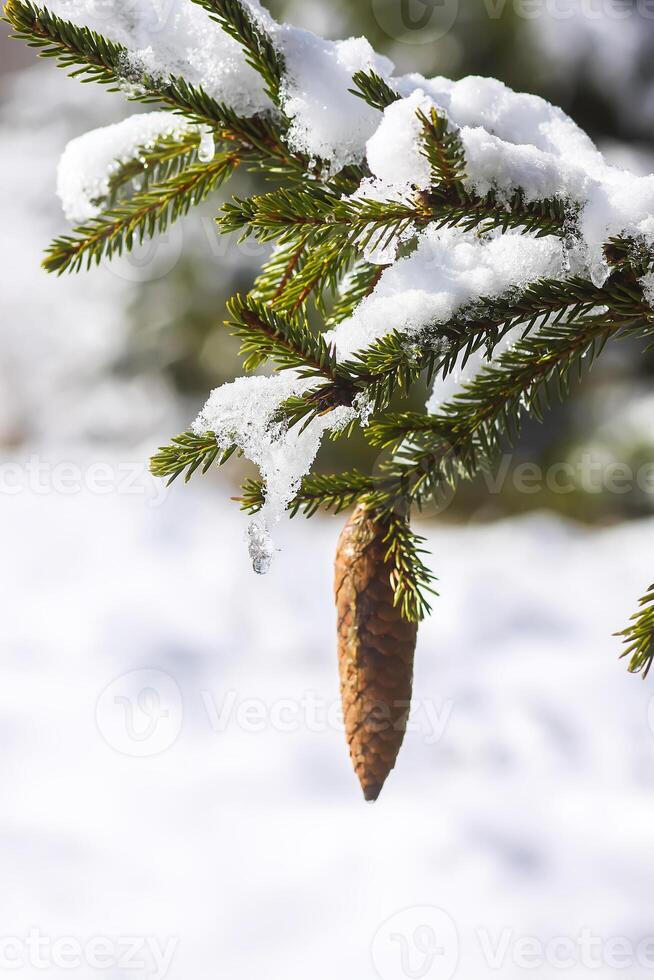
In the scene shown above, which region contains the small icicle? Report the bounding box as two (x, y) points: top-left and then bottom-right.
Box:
(589, 249), (610, 288)
(247, 517), (274, 575)
(561, 243), (571, 275)
(198, 126), (216, 164)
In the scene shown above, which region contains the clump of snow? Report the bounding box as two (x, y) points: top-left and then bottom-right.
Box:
(327, 226), (568, 361)
(57, 112), (196, 222)
(192, 374), (354, 572)
(350, 89), (437, 264)
(378, 78), (654, 280)
(458, 126), (586, 205)
(45, 0), (274, 116)
(459, 119), (654, 281)
(278, 30), (393, 172)
(364, 89), (433, 196)
(395, 73), (595, 159)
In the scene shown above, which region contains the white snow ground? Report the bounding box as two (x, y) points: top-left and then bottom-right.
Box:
(2, 471), (654, 980)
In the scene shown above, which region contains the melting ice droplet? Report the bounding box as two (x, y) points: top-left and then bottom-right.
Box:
(247, 518), (274, 575)
(198, 127), (215, 163)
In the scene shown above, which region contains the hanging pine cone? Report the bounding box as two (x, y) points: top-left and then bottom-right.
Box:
(334, 503), (418, 801)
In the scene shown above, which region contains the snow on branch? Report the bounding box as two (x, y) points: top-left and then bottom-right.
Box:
(57, 113), (202, 222)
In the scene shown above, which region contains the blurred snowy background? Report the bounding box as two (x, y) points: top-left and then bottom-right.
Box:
(3, 2), (654, 978)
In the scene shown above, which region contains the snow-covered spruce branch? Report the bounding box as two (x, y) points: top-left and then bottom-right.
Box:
(4, 0), (303, 166)
(233, 307), (654, 521)
(363, 313), (654, 490)
(401, 311), (647, 466)
(265, 268), (650, 429)
(156, 274), (627, 457)
(10, 0), (654, 663)
(220, 169), (567, 253)
(45, 151), (240, 273)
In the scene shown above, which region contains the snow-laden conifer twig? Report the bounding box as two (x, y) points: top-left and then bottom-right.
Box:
(7, 0), (654, 662)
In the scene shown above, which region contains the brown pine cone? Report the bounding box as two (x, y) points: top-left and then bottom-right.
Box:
(334, 503), (418, 802)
